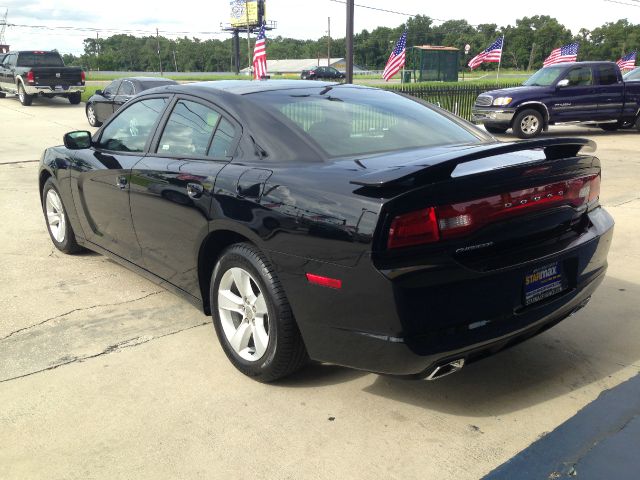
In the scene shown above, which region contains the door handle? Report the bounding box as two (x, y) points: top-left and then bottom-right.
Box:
(116, 175), (128, 189)
(187, 182), (204, 199)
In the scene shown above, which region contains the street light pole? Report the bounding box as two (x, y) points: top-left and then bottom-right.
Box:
(345, 0), (354, 83)
(327, 17), (331, 67)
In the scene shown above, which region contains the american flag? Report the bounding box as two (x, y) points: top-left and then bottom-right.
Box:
(253, 23), (268, 80)
(543, 43), (579, 67)
(468, 37), (504, 70)
(382, 30), (407, 81)
(617, 51), (637, 71)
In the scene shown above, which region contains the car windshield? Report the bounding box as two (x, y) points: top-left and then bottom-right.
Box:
(523, 66), (566, 86)
(623, 68), (640, 81)
(17, 52), (65, 67)
(250, 87), (484, 157)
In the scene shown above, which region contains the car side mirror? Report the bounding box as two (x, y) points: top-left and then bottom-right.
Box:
(557, 79), (570, 88)
(95, 89), (103, 96)
(64, 131), (93, 150)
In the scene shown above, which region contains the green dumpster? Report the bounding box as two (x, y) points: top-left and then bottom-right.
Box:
(402, 71), (411, 83)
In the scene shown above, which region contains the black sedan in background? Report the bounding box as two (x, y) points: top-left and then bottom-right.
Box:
(85, 76), (177, 127)
(300, 66), (345, 80)
(39, 80), (613, 382)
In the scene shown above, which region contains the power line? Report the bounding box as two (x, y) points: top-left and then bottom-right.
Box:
(603, 0), (640, 6)
(3, 22), (225, 37)
(327, 0), (480, 26)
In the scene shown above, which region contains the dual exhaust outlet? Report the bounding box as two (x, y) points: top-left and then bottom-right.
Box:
(426, 358), (465, 381)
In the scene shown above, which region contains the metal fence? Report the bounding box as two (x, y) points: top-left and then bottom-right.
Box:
(380, 82), (523, 121)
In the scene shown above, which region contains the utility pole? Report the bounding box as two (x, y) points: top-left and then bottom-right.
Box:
(173, 49), (178, 72)
(245, 0), (252, 77)
(95, 32), (99, 71)
(233, 30), (240, 74)
(327, 17), (331, 67)
(345, 0), (354, 83)
(156, 28), (163, 75)
(527, 42), (536, 71)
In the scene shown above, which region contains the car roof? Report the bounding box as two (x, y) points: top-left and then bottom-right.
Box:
(544, 61), (619, 68)
(165, 79), (341, 95)
(123, 76), (178, 83)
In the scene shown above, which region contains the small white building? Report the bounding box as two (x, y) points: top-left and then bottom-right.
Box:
(241, 57), (367, 74)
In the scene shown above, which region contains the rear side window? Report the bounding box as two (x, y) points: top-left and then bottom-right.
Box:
(17, 52), (64, 67)
(252, 87), (481, 157)
(208, 118), (236, 158)
(98, 98), (167, 152)
(157, 100), (220, 157)
(103, 80), (121, 96)
(565, 67), (593, 86)
(118, 81), (135, 96)
(598, 65), (619, 85)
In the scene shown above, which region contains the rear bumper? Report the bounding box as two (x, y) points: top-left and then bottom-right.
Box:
(24, 85), (85, 95)
(472, 107), (515, 125)
(279, 207), (614, 377)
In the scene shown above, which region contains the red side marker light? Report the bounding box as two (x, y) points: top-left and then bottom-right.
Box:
(306, 273), (342, 289)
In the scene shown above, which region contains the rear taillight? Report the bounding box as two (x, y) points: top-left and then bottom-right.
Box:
(81, 70), (86, 84)
(387, 175), (601, 249)
(26, 71), (35, 84)
(388, 207), (439, 249)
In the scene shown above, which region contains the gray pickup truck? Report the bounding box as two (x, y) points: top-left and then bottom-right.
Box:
(0, 50), (85, 106)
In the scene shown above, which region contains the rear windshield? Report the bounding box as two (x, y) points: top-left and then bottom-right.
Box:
(250, 87), (483, 157)
(17, 52), (64, 67)
(139, 80), (177, 90)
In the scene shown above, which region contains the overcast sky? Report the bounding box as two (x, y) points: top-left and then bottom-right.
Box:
(1, 0), (638, 55)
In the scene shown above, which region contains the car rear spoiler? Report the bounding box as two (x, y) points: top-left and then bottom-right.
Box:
(349, 138), (596, 188)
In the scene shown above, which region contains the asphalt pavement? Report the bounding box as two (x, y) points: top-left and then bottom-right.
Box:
(0, 93), (639, 479)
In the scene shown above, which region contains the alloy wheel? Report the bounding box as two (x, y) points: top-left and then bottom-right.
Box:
(217, 267), (270, 361)
(45, 189), (66, 243)
(520, 115), (540, 135)
(87, 105), (97, 126)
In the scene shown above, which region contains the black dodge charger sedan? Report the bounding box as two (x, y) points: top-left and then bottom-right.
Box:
(85, 76), (178, 127)
(39, 80), (613, 382)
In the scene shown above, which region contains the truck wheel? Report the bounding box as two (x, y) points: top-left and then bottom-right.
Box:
(18, 83), (33, 106)
(68, 92), (82, 105)
(513, 109), (543, 139)
(210, 243), (308, 382)
(598, 123), (619, 132)
(485, 125), (509, 135)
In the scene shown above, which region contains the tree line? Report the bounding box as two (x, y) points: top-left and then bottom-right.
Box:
(61, 16), (640, 72)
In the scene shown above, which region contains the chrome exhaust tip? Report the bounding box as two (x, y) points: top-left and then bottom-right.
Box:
(426, 358), (465, 381)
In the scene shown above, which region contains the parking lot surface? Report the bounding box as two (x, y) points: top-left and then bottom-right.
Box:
(1, 95), (639, 479)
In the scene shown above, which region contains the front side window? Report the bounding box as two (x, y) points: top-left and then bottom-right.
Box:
(565, 67), (593, 87)
(523, 66), (565, 86)
(157, 100), (220, 157)
(98, 98), (167, 152)
(252, 87), (483, 157)
(597, 65), (619, 85)
(103, 80), (121, 96)
(623, 68), (640, 82)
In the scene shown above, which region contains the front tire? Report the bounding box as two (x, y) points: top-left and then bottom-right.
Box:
(484, 124), (509, 135)
(86, 103), (102, 127)
(210, 243), (308, 382)
(68, 92), (82, 105)
(42, 178), (83, 254)
(512, 109), (543, 139)
(18, 83), (33, 106)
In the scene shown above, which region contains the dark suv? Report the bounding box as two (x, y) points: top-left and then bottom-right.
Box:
(301, 66), (345, 80)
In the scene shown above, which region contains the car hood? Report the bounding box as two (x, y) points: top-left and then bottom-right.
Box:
(481, 85), (553, 98)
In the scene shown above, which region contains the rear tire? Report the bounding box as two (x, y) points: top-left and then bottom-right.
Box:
(68, 92), (82, 105)
(18, 83), (33, 106)
(42, 178), (83, 254)
(484, 125), (509, 135)
(210, 243), (308, 382)
(512, 109), (543, 139)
